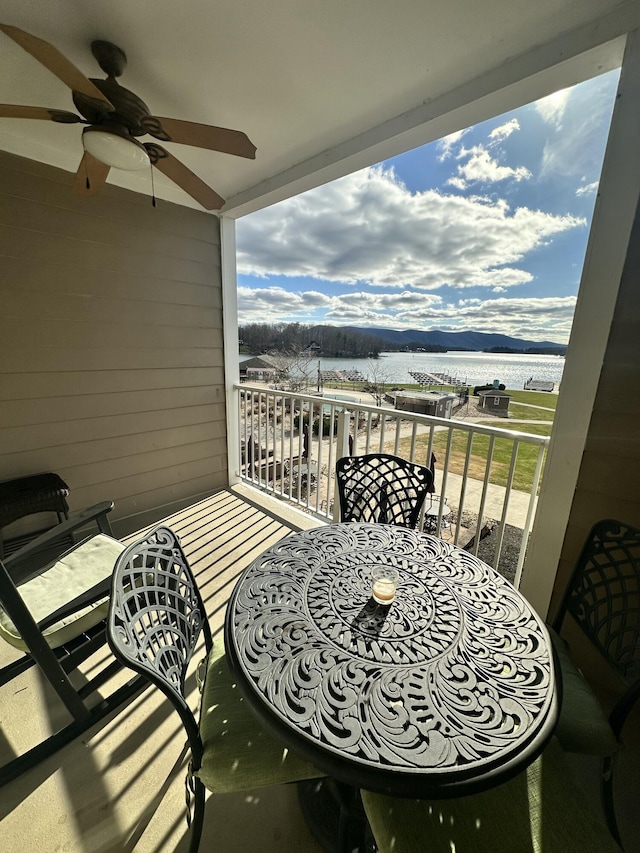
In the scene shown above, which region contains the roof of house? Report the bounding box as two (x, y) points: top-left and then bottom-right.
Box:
(240, 355), (280, 370)
(478, 389), (512, 398)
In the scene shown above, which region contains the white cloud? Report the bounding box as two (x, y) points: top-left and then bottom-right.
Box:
(237, 166), (583, 292)
(450, 146), (531, 185)
(538, 71), (618, 179)
(437, 128), (470, 160)
(447, 176), (467, 190)
(576, 181), (599, 197)
(535, 89), (571, 127)
(237, 285), (577, 343)
(489, 119), (520, 143)
(237, 286), (332, 319)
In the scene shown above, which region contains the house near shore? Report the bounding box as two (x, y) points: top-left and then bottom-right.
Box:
(478, 389), (512, 416)
(393, 391), (457, 418)
(239, 355), (279, 383)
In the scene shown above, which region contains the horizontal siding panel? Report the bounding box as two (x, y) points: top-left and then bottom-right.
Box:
(584, 410), (640, 446)
(578, 450), (640, 498)
(565, 489), (640, 531)
(0, 367), (223, 400)
(2, 257), (222, 308)
(0, 317), (220, 350)
(62, 439), (226, 490)
(0, 387), (220, 427)
(2, 290), (220, 329)
(0, 345), (223, 372)
(590, 390), (640, 417)
(71, 458), (228, 517)
(112, 475), (228, 531)
(1, 224), (217, 286)
(0, 421), (226, 474)
(599, 328), (640, 366)
(1, 192), (220, 266)
(1, 152), (220, 242)
(0, 404), (224, 454)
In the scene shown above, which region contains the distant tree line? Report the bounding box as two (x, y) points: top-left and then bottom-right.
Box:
(239, 323), (388, 357)
(483, 346), (567, 355)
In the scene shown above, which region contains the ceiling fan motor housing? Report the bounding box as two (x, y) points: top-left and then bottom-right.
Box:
(73, 77), (151, 135)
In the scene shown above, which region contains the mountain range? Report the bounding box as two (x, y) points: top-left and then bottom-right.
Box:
(342, 326), (565, 352)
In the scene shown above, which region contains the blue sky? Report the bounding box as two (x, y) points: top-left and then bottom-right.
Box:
(236, 69), (619, 344)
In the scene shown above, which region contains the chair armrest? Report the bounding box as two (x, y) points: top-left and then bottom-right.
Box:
(4, 501), (114, 570)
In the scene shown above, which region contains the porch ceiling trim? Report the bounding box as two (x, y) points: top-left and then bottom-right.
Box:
(222, 5), (639, 217)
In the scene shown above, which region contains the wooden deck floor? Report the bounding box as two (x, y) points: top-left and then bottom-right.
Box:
(1, 487), (324, 853)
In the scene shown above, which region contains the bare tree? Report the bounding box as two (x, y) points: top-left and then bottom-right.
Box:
(267, 349), (316, 392)
(365, 360), (395, 406)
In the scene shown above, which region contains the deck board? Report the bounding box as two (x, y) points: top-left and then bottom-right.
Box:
(0, 487), (324, 852)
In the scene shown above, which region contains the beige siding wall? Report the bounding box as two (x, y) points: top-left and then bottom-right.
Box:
(551, 200), (640, 620)
(0, 151), (227, 537)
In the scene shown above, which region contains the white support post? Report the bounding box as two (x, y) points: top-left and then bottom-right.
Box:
(521, 29), (640, 617)
(220, 216), (241, 485)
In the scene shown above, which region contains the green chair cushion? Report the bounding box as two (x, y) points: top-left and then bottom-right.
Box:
(361, 738), (621, 853)
(197, 640), (323, 794)
(549, 628), (618, 756)
(0, 534), (124, 652)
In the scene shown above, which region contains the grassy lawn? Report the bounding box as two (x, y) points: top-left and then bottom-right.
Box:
(387, 420), (553, 492)
(507, 402), (555, 421)
(502, 389), (558, 408)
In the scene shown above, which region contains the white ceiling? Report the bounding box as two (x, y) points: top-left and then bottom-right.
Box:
(0, 0), (637, 216)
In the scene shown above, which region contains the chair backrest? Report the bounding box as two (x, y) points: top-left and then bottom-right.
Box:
(107, 526), (212, 765)
(552, 519), (640, 689)
(336, 453), (433, 529)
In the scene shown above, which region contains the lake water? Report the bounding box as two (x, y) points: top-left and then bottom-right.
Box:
(240, 351), (565, 391)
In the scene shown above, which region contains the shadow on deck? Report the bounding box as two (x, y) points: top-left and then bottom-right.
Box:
(0, 487), (324, 852)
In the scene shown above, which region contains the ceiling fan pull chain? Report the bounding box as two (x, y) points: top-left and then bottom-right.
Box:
(150, 163), (157, 207)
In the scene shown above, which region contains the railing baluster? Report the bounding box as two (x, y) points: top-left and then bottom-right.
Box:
(454, 433), (474, 544)
(364, 411), (373, 454)
(409, 421), (417, 462)
(473, 435), (496, 560)
(514, 442), (546, 588)
(493, 441), (520, 568)
(394, 413), (401, 456)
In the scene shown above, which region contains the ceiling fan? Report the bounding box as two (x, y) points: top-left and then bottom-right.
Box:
(0, 23), (256, 209)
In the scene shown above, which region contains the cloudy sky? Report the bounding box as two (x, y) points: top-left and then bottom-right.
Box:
(236, 69), (619, 344)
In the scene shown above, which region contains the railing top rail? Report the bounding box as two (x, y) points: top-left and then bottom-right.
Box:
(235, 383), (550, 447)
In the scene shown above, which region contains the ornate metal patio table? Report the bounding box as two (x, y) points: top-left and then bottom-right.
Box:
(224, 522), (559, 800)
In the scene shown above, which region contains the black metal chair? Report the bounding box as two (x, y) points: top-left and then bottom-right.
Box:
(107, 526), (323, 853)
(549, 518), (640, 847)
(336, 453), (433, 529)
(0, 501), (146, 787)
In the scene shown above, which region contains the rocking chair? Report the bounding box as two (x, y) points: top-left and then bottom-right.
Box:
(0, 501), (147, 786)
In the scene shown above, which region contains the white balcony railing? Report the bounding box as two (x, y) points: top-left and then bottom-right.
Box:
(234, 384), (549, 586)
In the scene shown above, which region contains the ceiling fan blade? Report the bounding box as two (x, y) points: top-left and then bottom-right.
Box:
(73, 152), (110, 197)
(0, 24), (114, 111)
(144, 115), (256, 159)
(146, 145), (225, 209)
(0, 103), (83, 123)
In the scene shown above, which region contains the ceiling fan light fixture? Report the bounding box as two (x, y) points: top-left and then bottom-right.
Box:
(82, 126), (150, 170)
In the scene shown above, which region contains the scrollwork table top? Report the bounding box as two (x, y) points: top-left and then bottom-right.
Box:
(224, 523), (559, 798)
